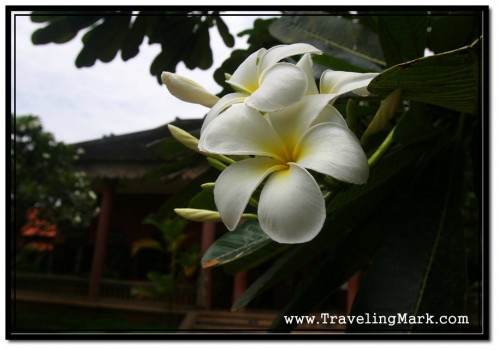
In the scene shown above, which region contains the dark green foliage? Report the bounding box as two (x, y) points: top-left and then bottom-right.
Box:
(368, 40), (480, 114)
(269, 15), (386, 72)
(349, 145), (466, 332)
(375, 13), (429, 67)
(30, 11), (237, 84)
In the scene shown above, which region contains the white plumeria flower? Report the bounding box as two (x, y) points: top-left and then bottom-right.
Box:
(320, 70), (379, 97)
(296, 53), (380, 100)
(198, 95), (369, 244)
(161, 44), (322, 132)
(201, 43), (322, 132)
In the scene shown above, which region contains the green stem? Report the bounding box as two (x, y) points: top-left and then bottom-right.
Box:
(323, 191), (332, 201)
(212, 154), (236, 165)
(207, 157), (227, 171)
(241, 213), (258, 221)
(368, 127), (395, 167)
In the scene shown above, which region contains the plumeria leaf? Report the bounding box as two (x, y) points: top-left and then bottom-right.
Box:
(393, 103), (454, 145)
(428, 13), (482, 54)
(222, 240), (290, 275)
(269, 15), (385, 71)
(349, 145), (466, 332)
(313, 53), (373, 73)
(214, 16), (235, 47)
(201, 221), (283, 268)
(188, 187), (217, 212)
(368, 39), (480, 114)
(374, 13), (429, 67)
(326, 144), (423, 214)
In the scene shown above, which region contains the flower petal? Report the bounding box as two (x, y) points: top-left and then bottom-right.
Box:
(199, 104), (287, 160)
(295, 123), (369, 184)
(312, 105), (348, 128)
(258, 163), (326, 244)
(226, 48), (266, 93)
(320, 70), (379, 96)
(201, 92), (248, 133)
(161, 72), (219, 108)
(296, 53), (319, 95)
(245, 63), (308, 112)
(215, 157), (285, 230)
(268, 94), (337, 149)
(258, 43), (322, 76)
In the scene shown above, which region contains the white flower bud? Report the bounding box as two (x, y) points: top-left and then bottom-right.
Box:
(161, 72), (219, 108)
(167, 124), (201, 153)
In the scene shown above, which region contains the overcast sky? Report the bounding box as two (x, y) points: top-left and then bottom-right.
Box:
(13, 12), (277, 144)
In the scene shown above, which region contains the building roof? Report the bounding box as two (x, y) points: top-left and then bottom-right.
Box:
(75, 118), (203, 163)
(73, 118), (205, 185)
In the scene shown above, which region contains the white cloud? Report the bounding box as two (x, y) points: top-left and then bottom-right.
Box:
(13, 12), (277, 143)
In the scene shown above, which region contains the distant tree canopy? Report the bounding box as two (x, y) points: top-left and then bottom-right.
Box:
(12, 115), (98, 237)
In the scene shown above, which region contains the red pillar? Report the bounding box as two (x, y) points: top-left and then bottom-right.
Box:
(88, 181), (115, 300)
(346, 271), (361, 315)
(198, 221), (216, 309)
(232, 272), (248, 310)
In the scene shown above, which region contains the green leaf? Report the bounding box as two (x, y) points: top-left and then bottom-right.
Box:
(349, 144), (466, 332)
(201, 221), (282, 268)
(269, 15), (385, 71)
(143, 216), (187, 242)
(215, 16), (235, 47)
(368, 39), (480, 114)
(393, 103), (454, 145)
(313, 54), (373, 73)
(121, 15), (147, 61)
(375, 13), (429, 67)
(131, 238), (164, 257)
(184, 22), (213, 70)
(188, 187), (217, 212)
(428, 13), (482, 54)
(75, 15), (132, 67)
(31, 14), (103, 44)
(222, 240), (289, 275)
(326, 144), (423, 214)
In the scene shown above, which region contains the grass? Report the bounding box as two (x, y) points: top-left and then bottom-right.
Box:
(12, 301), (181, 333)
